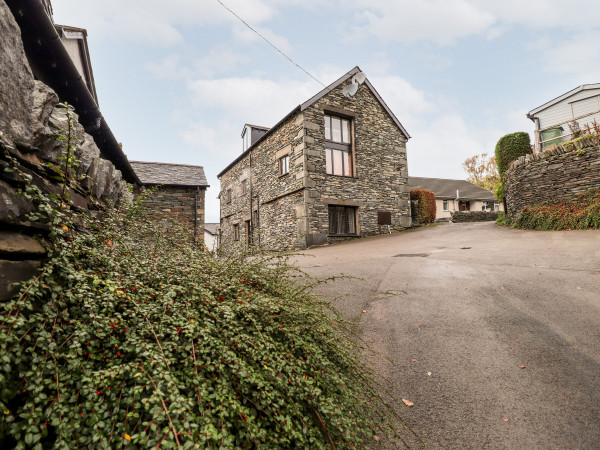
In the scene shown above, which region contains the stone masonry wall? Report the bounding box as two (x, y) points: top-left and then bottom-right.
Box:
(504, 136), (600, 217)
(220, 113), (304, 248)
(302, 80), (411, 246)
(0, 0), (128, 301)
(141, 186), (206, 242)
(219, 73), (412, 249)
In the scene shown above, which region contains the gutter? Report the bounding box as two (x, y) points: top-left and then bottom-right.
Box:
(6, 0), (140, 185)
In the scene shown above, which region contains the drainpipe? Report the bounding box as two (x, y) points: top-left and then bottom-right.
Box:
(194, 187), (199, 243)
(249, 152), (253, 244)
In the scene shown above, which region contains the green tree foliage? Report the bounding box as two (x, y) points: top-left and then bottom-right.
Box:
(495, 132), (532, 178)
(410, 188), (436, 223)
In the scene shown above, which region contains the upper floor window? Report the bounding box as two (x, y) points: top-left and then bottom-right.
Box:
(241, 179), (247, 195)
(226, 188), (232, 203)
(279, 155), (289, 176)
(324, 114), (352, 177)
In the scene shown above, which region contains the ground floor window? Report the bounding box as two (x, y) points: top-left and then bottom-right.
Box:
(494, 202), (499, 211)
(233, 223), (240, 241)
(482, 201), (492, 212)
(443, 200), (449, 211)
(328, 205), (357, 235)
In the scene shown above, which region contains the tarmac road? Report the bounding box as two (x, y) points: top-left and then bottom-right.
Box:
(293, 222), (600, 449)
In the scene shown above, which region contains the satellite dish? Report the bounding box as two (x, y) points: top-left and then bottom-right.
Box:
(352, 71), (366, 85)
(343, 83), (358, 98)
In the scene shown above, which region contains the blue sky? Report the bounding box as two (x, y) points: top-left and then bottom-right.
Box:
(52, 0), (600, 222)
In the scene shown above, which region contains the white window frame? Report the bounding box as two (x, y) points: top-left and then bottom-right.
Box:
(443, 200), (449, 211)
(279, 155), (289, 176)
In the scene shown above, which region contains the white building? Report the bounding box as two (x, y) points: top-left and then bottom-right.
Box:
(527, 84), (600, 153)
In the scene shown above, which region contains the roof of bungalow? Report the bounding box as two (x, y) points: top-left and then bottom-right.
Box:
(408, 177), (497, 201)
(218, 66), (410, 178)
(130, 161), (209, 188)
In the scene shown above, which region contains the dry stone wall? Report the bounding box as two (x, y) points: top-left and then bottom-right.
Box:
(504, 137), (600, 217)
(451, 211), (499, 222)
(0, 0), (128, 300)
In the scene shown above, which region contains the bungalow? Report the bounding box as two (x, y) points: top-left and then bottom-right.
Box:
(527, 84), (600, 153)
(218, 67), (412, 249)
(408, 177), (502, 221)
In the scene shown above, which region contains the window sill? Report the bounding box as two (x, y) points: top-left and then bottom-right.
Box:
(325, 174), (357, 178)
(328, 233), (359, 237)
(279, 172), (289, 178)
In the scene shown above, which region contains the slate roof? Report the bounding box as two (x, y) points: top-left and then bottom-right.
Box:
(204, 223), (219, 235)
(408, 177), (496, 201)
(130, 161), (209, 187)
(218, 66), (410, 178)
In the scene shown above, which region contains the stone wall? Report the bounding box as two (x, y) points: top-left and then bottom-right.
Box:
(219, 74), (412, 249)
(451, 211), (499, 222)
(504, 136), (600, 217)
(140, 186), (206, 241)
(0, 0), (128, 300)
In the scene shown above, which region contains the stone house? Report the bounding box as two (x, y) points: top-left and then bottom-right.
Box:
(527, 84), (600, 153)
(408, 177), (502, 221)
(218, 67), (412, 249)
(130, 161), (209, 242)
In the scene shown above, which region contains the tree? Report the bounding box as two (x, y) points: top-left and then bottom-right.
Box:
(462, 153), (500, 192)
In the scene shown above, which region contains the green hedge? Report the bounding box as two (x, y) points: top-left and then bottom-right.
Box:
(495, 132), (532, 177)
(410, 188), (436, 223)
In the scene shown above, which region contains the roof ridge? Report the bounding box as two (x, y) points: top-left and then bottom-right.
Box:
(130, 160), (205, 169)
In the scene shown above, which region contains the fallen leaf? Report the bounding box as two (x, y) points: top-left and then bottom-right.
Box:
(460, 247), (471, 250)
(502, 418), (509, 423)
(427, 371), (432, 377)
(457, 305), (462, 308)
(374, 435), (380, 441)
(576, 287), (582, 290)
(402, 398), (414, 407)
(520, 365), (526, 369)
(509, 346), (514, 350)
(124, 434), (131, 441)
(571, 347), (577, 350)
(362, 309), (366, 313)
(411, 359), (417, 362)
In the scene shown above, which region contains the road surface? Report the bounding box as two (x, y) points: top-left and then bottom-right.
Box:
(294, 222), (600, 449)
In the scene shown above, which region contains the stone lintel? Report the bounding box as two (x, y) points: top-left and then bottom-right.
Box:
(275, 144), (292, 160)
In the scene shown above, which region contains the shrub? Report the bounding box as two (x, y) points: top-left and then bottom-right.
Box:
(495, 132), (532, 178)
(410, 188), (436, 223)
(0, 134), (416, 447)
(495, 211), (510, 226)
(513, 188), (600, 230)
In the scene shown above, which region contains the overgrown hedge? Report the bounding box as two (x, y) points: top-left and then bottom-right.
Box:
(495, 132), (532, 177)
(513, 188), (600, 230)
(410, 188), (436, 224)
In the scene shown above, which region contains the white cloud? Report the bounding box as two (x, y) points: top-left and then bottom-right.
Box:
(52, 0), (278, 47)
(348, 0), (600, 46)
(352, 0), (496, 46)
(537, 30), (600, 84)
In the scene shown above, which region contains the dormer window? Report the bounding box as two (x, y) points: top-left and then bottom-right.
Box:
(242, 124), (270, 152)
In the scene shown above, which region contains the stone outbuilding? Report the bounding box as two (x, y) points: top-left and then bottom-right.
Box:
(130, 161), (209, 242)
(218, 66), (412, 249)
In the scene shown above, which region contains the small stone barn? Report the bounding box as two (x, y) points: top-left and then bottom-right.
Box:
(130, 161), (209, 242)
(218, 66), (412, 249)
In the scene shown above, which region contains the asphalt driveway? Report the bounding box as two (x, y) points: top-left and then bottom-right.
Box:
(293, 222), (600, 449)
